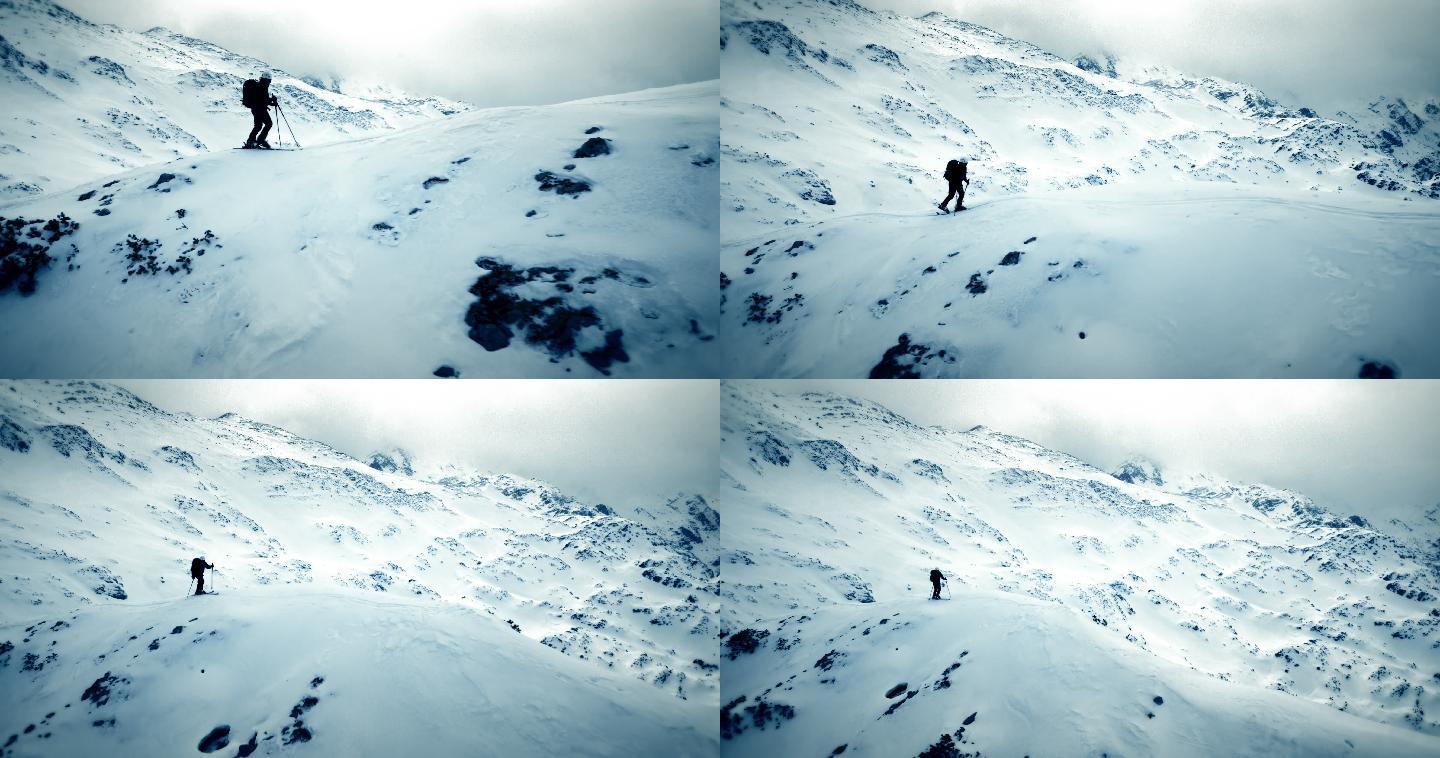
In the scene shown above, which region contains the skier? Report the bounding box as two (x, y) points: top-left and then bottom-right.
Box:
(191, 556), (214, 595)
(242, 73), (278, 149)
(939, 159), (969, 213)
(929, 568), (945, 599)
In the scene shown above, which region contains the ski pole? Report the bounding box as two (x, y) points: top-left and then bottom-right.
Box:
(187, 577), (194, 597)
(272, 105), (282, 148)
(278, 105), (301, 148)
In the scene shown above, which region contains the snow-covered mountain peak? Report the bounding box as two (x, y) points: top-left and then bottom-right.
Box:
(1112, 456), (1164, 487)
(365, 447), (415, 477)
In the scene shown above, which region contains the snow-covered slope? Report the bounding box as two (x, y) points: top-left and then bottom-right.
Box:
(0, 381), (719, 755)
(718, 0), (1440, 378)
(719, 384), (1440, 756)
(0, 0), (470, 197)
(0, 80), (720, 377)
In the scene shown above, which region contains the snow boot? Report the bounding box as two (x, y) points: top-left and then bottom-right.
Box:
(257, 140), (272, 150)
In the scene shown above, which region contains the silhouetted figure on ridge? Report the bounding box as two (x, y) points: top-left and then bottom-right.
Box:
(242, 73), (278, 149)
(939, 159), (970, 213)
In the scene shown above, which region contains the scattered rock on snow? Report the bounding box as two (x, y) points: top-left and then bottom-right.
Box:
(573, 137), (612, 158)
(534, 171), (591, 196)
(197, 725), (230, 753)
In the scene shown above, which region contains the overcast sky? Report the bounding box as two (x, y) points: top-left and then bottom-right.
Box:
(750, 380), (1440, 526)
(116, 380), (717, 508)
(862, 0), (1439, 113)
(62, 0), (717, 107)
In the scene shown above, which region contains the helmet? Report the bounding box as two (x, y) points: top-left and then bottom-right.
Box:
(258, 72), (272, 81)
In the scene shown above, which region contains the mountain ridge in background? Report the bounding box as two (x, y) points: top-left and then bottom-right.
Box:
(0, 380), (719, 756)
(719, 384), (1440, 756)
(718, 0), (1440, 379)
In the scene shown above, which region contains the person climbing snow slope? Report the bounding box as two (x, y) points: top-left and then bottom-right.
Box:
(939, 159), (970, 213)
(929, 568), (945, 599)
(242, 73), (278, 149)
(190, 556), (214, 595)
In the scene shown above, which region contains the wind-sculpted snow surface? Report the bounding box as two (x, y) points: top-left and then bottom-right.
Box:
(0, 0), (471, 197)
(718, 0), (1440, 377)
(0, 381), (719, 755)
(0, 80), (720, 377)
(719, 385), (1440, 756)
(721, 188), (1440, 377)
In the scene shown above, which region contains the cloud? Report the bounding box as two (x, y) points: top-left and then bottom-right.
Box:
(855, 0), (1439, 112)
(116, 379), (718, 508)
(60, 0), (718, 107)
(748, 379), (1440, 526)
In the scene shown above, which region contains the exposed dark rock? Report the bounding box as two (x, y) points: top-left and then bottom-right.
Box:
(573, 137), (612, 158)
(463, 257), (628, 374)
(534, 171), (591, 196)
(870, 333), (952, 378)
(197, 725), (230, 753)
(2, 213), (78, 295)
(724, 628), (770, 659)
(1359, 360), (1398, 379)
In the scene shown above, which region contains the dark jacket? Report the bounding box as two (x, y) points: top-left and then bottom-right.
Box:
(943, 161), (967, 183)
(242, 79), (276, 109)
(929, 569), (944, 583)
(190, 558), (213, 578)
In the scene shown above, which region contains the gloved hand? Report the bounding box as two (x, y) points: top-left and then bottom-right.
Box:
(269, 96), (278, 106)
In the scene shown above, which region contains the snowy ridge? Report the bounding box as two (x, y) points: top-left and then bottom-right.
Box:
(717, 0), (1440, 378)
(721, 0), (1438, 236)
(719, 384), (1440, 756)
(0, 79), (720, 377)
(0, 381), (719, 756)
(0, 0), (471, 197)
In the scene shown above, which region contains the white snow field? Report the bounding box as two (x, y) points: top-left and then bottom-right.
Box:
(719, 384), (1440, 757)
(718, 0), (1440, 378)
(0, 381), (720, 756)
(0, 1), (719, 378)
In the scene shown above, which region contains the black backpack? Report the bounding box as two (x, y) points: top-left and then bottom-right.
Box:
(241, 79), (262, 108)
(944, 160), (966, 182)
